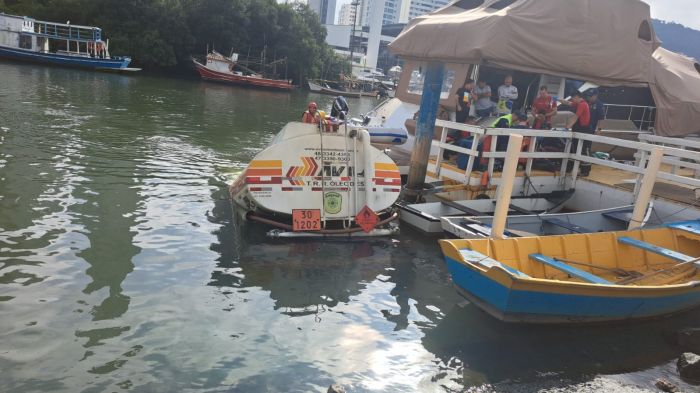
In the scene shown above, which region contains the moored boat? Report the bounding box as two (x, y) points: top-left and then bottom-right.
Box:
(440, 204), (657, 238)
(193, 51), (295, 91)
(308, 79), (380, 98)
(439, 221), (700, 323)
(0, 14), (132, 70)
(229, 122), (403, 237)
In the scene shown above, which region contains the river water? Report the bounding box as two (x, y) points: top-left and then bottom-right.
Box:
(1, 62), (699, 392)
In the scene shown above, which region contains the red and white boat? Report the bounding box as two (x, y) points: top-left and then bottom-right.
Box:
(193, 51), (296, 91)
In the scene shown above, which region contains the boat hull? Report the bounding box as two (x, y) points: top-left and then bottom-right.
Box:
(194, 60), (295, 91)
(308, 81), (376, 98)
(443, 254), (700, 324)
(0, 45), (131, 69)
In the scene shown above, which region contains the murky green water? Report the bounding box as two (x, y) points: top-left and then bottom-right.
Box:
(1, 62), (699, 392)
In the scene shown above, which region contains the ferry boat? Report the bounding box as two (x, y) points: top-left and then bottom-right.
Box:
(193, 50), (296, 91)
(229, 121), (404, 237)
(0, 13), (132, 70)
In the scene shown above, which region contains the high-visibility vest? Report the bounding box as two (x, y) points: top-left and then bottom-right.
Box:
(491, 114), (513, 128)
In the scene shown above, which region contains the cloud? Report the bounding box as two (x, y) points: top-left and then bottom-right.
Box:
(643, 0), (700, 30)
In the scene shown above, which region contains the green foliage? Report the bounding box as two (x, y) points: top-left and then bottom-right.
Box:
(0, 0), (347, 82)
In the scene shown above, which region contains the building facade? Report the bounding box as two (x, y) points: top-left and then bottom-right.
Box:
(400, 0), (450, 22)
(355, 0), (449, 27)
(308, 0), (338, 25)
(337, 3), (357, 25)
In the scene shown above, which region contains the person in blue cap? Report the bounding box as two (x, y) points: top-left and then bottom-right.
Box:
(586, 89), (606, 132)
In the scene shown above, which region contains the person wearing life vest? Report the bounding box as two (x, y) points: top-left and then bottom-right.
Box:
(302, 102), (320, 124)
(479, 111), (527, 166)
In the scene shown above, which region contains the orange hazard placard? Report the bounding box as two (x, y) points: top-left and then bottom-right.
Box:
(292, 209), (321, 232)
(356, 205), (379, 233)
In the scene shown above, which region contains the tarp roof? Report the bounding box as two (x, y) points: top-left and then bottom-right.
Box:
(389, 0), (660, 86)
(650, 48), (700, 137)
(389, 0), (700, 136)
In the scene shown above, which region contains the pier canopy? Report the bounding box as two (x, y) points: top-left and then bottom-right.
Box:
(650, 48), (700, 137)
(389, 0), (659, 86)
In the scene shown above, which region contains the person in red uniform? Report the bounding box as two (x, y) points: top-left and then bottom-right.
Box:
(561, 92), (593, 175)
(563, 92), (591, 133)
(302, 102), (320, 124)
(531, 86), (557, 129)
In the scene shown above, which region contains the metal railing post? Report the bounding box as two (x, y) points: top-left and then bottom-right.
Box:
(434, 126), (448, 178)
(487, 133), (497, 181)
(465, 134), (481, 184)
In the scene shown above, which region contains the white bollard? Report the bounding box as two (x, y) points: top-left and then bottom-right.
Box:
(491, 134), (524, 239)
(629, 148), (663, 230)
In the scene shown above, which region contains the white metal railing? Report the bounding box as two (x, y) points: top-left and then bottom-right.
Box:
(603, 104), (656, 131)
(429, 119), (700, 198)
(638, 134), (700, 178)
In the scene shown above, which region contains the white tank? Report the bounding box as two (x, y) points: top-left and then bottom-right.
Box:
(230, 122), (402, 224)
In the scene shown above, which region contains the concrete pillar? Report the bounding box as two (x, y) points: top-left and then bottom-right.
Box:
(365, 0), (386, 71)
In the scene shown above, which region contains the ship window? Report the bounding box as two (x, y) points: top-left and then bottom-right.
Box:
(638, 20), (652, 41)
(695, 63), (700, 76)
(488, 0), (517, 10)
(453, 0), (484, 10)
(18, 34), (32, 49)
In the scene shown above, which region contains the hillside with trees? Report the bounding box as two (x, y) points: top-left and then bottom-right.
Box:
(0, 0), (346, 82)
(653, 19), (700, 61)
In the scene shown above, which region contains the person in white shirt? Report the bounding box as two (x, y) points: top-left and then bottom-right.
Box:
(497, 75), (519, 115)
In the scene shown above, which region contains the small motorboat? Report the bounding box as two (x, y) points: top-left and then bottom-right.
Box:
(308, 79), (379, 98)
(441, 204), (657, 239)
(439, 220), (700, 323)
(230, 122), (404, 237)
(399, 190), (574, 234)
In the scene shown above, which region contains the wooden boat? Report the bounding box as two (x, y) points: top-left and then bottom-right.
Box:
(439, 220), (700, 323)
(0, 14), (132, 70)
(441, 204), (657, 238)
(193, 51), (295, 91)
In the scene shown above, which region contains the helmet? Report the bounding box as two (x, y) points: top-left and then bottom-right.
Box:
(308, 102), (317, 111)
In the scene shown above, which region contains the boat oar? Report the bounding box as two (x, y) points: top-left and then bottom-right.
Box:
(618, 256), (700, 285)
(553, 257), (639, 277)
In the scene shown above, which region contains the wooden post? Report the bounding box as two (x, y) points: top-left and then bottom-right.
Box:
(491, 134), (524, 239)
(405, 62), (445, 200)
(629, 148), (663, 230)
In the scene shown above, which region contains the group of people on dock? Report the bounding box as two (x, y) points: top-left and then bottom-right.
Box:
(454, 76), (605, 135)
(450, 76), (606, 173)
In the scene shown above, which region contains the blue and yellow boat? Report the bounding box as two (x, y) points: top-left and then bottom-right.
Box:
(439, 221), (700, 324)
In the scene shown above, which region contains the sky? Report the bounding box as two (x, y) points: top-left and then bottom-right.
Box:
(643, 0), (700, 30)
(332, 0), (700, 31)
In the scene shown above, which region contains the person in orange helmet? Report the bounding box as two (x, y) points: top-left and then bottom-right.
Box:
(302, 102), (320, 124)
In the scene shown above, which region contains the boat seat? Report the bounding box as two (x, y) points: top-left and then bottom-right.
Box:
(617, 237), (696, 263)
(667, 221), (700, 237)
(529, 254), (612, 284)
(602, 209), (634, 223)
(460, 249), (530, 278)
(541, 218), (592, 234)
